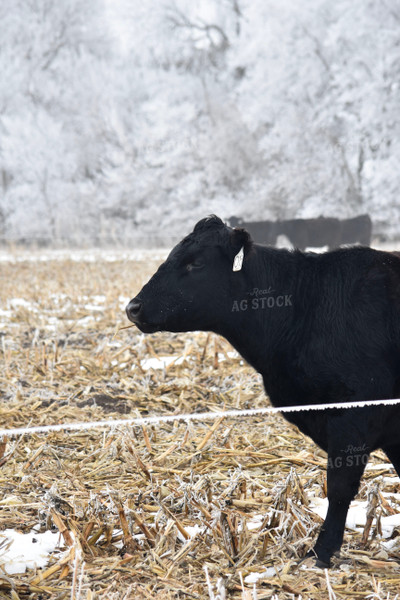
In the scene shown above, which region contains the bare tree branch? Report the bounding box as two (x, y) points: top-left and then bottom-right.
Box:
(167, 6), (229, 51)
(301, 25), (331, 75)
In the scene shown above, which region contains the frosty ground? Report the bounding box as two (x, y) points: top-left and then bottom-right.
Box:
(1, 249), (400, 599)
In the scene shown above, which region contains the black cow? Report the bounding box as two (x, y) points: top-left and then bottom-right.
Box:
(277, 217), (341, 250)
(126, 215), (400, 567)
(229, 215), (373, 250)
(340, 214), (372, 247)
(228, 216), (277, 246)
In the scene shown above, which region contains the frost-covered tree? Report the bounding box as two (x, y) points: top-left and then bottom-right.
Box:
(103, 0), (400, 239)
(0, 0), (399, 245)
(221, 0), (400, 230)
(0, 0), (113, 243)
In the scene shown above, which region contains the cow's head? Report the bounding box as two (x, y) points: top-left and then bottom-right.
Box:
(126, 215), (252, 333)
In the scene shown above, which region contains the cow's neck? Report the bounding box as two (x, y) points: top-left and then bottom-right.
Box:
(218, 245), (300, 378)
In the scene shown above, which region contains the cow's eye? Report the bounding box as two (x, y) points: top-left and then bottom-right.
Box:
(186, 259), (204, 272)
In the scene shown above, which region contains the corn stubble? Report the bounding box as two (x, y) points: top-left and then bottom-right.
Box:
(0, 255), (399, 599)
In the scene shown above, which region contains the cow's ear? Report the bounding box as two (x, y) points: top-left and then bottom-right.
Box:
(230, 227), (252, 250)
(230, 227), (252, 271)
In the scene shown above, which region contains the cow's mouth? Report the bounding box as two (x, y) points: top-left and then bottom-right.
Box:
(125, 300), (165, 333)
(133, 321), (160, 334)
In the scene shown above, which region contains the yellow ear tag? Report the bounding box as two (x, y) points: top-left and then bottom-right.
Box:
(232, 246), (244, 272)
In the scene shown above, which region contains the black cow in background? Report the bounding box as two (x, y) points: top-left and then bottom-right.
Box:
(228, 214), (372, 250)
(126, 215), (400, 567)
(277, 217), (341, 250)
(340, 214), (372, 246)
(228, 216), (277, 246)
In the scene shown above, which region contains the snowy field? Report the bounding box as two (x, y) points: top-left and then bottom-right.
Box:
(0, 238), (398, 265)
(0, 247), (170, 264)
(1, 249), (400, 599)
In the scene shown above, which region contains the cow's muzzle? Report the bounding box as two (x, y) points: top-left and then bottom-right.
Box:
(126, 298), (142, 323)
(126, 298), (159, 333)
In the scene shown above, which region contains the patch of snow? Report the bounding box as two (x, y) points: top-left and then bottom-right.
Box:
(381, 492), (400, 502)
(309, 496), (329, 520)
(177, 524), (204, 543)
(382, 538), (400, 551)
(346, 502), (369, 530)
(381, 514), (400, 538)
(9, 298), (38, 312)
(310, 497), (369, 530)
(244, 566), (276, 584)
(382, 476), (400, 485)
(243, 514), (265, 531)
(184, 524), (204, 538)
(0, 529), (61, 575)
(309, 496), (400, 538)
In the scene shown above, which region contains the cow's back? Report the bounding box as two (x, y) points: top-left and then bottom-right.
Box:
(340, 214), (372, 246)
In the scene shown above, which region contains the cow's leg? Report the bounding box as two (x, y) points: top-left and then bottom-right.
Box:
(382, 444), (400, 478)
(309, 435), (369, 567)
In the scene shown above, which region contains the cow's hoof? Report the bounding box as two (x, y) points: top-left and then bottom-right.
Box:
(299, 551), (330, 569)
(314, 557), (330, 569)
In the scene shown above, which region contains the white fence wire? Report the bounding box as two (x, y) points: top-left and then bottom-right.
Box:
(1, 396), (400, 438)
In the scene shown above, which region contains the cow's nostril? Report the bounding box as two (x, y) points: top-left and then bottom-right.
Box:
(126, 300), (142, 321)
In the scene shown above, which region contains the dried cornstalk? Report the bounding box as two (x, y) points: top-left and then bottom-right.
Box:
(362, 484), (381, 546)
(117, 502), (140, 553)
(196, 416), (225, 451)
(51, 509), (74, 547)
